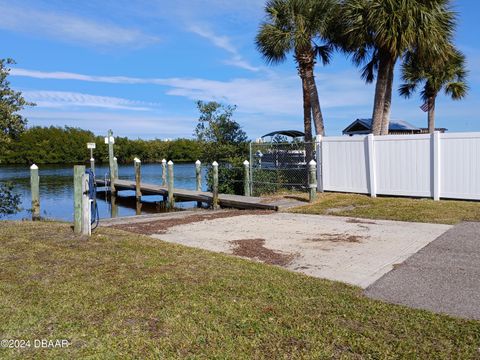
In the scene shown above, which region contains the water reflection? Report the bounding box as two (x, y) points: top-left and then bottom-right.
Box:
(0, 163), (206, 221)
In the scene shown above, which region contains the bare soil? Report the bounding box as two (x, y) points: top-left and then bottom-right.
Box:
(230, 239), (296, 266)
(111, 210), (274, 235)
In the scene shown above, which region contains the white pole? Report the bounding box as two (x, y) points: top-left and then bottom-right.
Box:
(315, 135), (323, 192)
(367, 134), (377, 198)
(432, 131), (441, 201)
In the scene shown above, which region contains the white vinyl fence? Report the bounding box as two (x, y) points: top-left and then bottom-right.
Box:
(316, 132), (480, 201)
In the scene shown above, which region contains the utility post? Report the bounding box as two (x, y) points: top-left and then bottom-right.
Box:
(87, 142), (96, 175)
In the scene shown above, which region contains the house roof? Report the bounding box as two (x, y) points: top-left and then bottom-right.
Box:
(343, 118), (420, 134)
(261, 130), (305, 138)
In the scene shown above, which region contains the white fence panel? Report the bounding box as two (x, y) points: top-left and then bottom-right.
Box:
(374, 135), (432, 197)
(440, 133), (480, 200)
(322, 136), (369, 193)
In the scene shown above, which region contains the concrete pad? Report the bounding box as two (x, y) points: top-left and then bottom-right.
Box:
(151, 213), (451, 288)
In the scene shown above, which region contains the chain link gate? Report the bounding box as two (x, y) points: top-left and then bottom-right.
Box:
(249, 141), (315, 196)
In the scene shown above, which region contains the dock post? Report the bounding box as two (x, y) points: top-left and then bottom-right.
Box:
(212, 161), (219, 210)
(74, 165), (86, 234)
(111, 194), (118, 218)
(113, 157), (119, 180)
(107, 130), (116, 193)
(308, 160), (317, 203)
(134, 158), (142, 201)
(161, 159), (167, 186)
(30, 164), (40, 221)
(195, 160), (202, 207)
(167, 160), (175, 208)
(243, 160), (250, 197)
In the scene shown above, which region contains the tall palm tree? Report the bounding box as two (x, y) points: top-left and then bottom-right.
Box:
(399, 48), (468, 133)
(256, 0), (336, 142)
(337, 0), (456, 135)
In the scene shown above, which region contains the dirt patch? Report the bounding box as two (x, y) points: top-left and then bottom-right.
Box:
(307, 233), (365, 243)
(111, 210), (274, 235)
(346, 218), (377, 225)
(230, 239), (296, 266)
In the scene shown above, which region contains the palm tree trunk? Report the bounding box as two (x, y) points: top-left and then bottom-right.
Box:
(300, 71), (313, 162)
(371, 52), (391, 135)
(306, 67), (325, 136)
(380, 59), (396, 135)
(428, 96), (436, 133)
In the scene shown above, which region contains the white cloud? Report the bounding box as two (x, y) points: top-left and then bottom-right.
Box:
(0, 2), (159, 47)
(188, 24), (260, 72)
(23, 91), (158, 111)
(12, 68), (371, 117)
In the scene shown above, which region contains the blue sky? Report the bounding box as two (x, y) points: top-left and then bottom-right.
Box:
(1, 0), (478, 139)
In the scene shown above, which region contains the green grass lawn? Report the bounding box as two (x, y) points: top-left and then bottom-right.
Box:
(1, 221), (479, 359)
(289, 193), (480, 224)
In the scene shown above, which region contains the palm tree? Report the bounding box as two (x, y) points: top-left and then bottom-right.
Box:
(399, 48), (468, 133)
(255, 0), (336, 142)
(337, 0), (456, 135)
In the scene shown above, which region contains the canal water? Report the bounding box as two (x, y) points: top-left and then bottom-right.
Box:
(0, 163), (207, 221)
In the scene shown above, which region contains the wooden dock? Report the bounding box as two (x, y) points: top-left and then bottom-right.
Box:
(95, 179), (278, 211)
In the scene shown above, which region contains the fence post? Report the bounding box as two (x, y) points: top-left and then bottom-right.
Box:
(366, 134), (377, 198)
(81, 172), (91, 236)
(315, 135), (323, 192)
(212, 161), (219, 210)
(30, 164), (40, 221)
(134, 158), (142, 201)
(308, 160), (317, 202)
(74, 165), (86, 234)
(243, 160), (251, 197)
(249, 142), (253, 195)
(107, 130), (115, 193)
(432, 131), (441, 201)
(167, 160), (174, 208)
(161, 159), (167, 186)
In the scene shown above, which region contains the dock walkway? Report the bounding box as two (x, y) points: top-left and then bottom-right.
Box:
(95, 179), (278, 211)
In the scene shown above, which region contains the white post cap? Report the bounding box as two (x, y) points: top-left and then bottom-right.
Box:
(243, 160), (249, 166)
(167, 160), (173, 165)
(113, 157), (117, 161)
(90, 158), (94, 161)
(30, 164), (38, 170)
(134, 157), (141, 163)
(162, 159), (167, 164)
(195, 160), (201, 165)
(309, 159), (317, 166)
(212, 161), (218, 166)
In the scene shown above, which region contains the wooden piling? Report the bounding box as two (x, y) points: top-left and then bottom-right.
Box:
(30, 164), (40, 221)
(113, 157), (119, 180)
(107, 130), (115, 193)
(134, 157), (142, 201)
(74, 165), (85, 234)
(161, 159), (167, 186)
(167, 160), (174, 208)
(195, 160), (202, 207)
(212, 161), (219, 210)
(243, 160), (250, 197)
(308, 160), (317, 203)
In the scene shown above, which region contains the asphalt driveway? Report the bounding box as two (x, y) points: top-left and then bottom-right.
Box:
(365, 222), (480, 320)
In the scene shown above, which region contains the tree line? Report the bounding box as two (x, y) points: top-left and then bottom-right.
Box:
(0, 126), (203, 165)
(256, 0), (468, 141)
